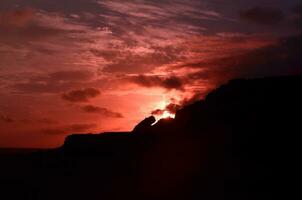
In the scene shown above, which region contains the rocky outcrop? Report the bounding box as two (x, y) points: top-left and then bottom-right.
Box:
(132, 116), (156, 133)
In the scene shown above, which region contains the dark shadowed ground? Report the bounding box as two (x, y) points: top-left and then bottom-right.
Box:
(0, 75), (301, 200)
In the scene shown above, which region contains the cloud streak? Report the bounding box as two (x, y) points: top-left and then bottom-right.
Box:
(62, 88), (101, 102)
(81, 105), (123, 118)
(129, 75), (184, 91)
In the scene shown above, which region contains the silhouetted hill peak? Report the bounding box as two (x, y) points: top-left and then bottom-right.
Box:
(46, 75), (302, 200)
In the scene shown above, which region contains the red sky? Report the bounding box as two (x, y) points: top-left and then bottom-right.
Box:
(0, 0), (302, 148)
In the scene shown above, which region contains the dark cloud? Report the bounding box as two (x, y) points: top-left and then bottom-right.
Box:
(165, 103), (181, 114)
(62, 88), (101, 102)
(0, 9), (69, 44)
(82, 105), (123, 118)
(0, 114), (15, 123)
(239, 6), (284, 25)
(293, 4), (302, 15)
(151, 95), (205, 116)
(0, 8), (34, 27)
(151, 109), (165, 116)
(42, 123), (97, 135)
(130, 75), (184, 90)
(179, 93), (204, 106)
(292, 4), (302, 28)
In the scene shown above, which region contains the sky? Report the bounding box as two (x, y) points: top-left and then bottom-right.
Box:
(0, 0), (301, 148)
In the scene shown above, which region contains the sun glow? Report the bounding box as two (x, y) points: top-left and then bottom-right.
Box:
(161, 110), (175, 119)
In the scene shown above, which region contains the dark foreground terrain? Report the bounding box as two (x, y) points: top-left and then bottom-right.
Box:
(0, 76), (301, 200)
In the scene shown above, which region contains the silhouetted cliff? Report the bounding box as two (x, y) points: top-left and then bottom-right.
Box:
(1, 75), (301, 200)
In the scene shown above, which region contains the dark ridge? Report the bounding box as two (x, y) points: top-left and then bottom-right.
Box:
(1, 75), (301, 200)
